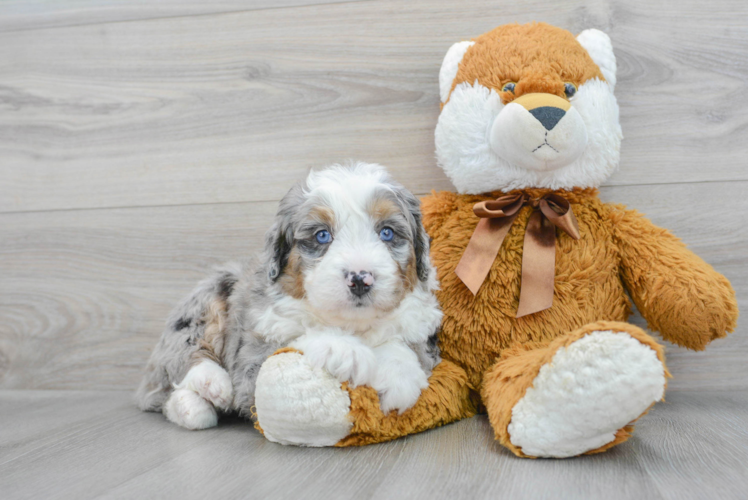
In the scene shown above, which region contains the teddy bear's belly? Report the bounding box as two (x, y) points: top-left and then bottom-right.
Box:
(431, 210), (631, 391)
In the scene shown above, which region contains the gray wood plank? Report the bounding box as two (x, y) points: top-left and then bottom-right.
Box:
(0, 0), (366, 33)
(1, 0), (747, 213)
(0, 201), (278, 390)
(0, 181), (744, 392)
(0, 391), (221, 499)
(598, 182), (748, 392)
(631, 390), (748, 500)
(1, 390), (747, 500)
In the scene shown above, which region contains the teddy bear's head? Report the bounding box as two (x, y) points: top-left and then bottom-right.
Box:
(435, 22), (621, 194)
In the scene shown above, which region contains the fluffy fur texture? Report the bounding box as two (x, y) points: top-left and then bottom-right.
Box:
(576, 28), (617, 88)
(439, 41), (475, 103)
(481, 321), (669, 457)
(506, 329), (666, 457)
(422, 187), (737, 387)
(255, 350), (353, 446)
(137, 162), (443, 429)
(162, 359), (234, 430)
(252, 22), (738, 458)
(255, 351), (476, 447)
(435, 24), (621, 193)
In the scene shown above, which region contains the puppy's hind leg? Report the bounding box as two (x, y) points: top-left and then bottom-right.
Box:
(164, 388), (218, 430)
(162, 360), (234, 431)
(178, 359), (234, 412)
(163, 359), (235, 430)
(162, 294), (236, 429)
(136, 264), (240, 427)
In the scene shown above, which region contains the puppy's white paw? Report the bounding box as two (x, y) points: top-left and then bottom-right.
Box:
(163, 388), (218, 430)
(292, 335), (377, 388)
(374, 365), (429, 415)
(177, 359), (234, 411)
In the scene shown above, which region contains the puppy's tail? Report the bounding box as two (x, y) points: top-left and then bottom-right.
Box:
(135, 263), (243, 412)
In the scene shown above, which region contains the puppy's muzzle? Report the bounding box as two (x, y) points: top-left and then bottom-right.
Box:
(346, 271), (374, 297)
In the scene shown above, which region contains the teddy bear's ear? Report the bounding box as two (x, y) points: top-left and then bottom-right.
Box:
(577, 29), (617, 89)
(439, 41), (475, 103)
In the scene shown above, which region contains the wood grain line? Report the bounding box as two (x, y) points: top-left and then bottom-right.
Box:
(0, 0), (371, 33)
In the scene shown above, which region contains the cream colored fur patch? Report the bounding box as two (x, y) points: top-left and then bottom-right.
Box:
(508, 331), (666, 458)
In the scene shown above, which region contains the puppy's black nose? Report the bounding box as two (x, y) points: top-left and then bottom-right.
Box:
(347, 271), (374, 297)
(529, 106), (566, 131)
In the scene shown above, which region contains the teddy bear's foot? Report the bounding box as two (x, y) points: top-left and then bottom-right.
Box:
(483, 321), (668, 458)
(254, 350), (353, 446)
(255, 349), (476, 447)
(507, 330), (665, 457)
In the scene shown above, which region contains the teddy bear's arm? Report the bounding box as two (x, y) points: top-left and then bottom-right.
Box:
(610, 206), (738, 350)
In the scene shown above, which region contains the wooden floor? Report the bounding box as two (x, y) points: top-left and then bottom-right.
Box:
(1, 0), (747, 498)
(1, 389), (747, 500)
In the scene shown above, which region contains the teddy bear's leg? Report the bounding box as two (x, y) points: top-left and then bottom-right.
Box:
(255, 349), (476, 447)
(482, 321), (669, 458)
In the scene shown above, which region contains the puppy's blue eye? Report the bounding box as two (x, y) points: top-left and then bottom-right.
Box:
(315, 230), (332, 244)
(379, 227), (394, 242)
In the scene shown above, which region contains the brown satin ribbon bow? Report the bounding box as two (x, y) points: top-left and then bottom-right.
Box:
(454, 193), (581, 318)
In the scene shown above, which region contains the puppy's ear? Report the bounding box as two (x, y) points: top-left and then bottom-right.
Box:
(265, 184), (303, 282)
(393, 186), (432, 283)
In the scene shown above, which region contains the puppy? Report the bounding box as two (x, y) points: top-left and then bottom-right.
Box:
(136, 162), (442, 430)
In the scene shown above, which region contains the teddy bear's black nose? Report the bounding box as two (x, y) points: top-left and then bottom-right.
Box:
(529, 106), (566, 131)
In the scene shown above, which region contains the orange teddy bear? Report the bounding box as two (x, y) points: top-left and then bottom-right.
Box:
(254, 22), (738, 458)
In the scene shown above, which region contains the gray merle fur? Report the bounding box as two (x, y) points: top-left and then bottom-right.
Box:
(136, 168), (441, 421)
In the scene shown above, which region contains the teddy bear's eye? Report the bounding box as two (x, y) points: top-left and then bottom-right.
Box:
(564, 82), (577, 98)
(502, 82), (516, 93)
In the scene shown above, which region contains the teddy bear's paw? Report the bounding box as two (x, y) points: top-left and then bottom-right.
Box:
(507, 330), (666, 458)
(163, 388), (219, 430)
(176, 359), (234, 411)
(255, 351), (353, 447)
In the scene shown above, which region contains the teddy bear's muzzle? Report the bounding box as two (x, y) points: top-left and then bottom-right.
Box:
(490, 92), (588, 172)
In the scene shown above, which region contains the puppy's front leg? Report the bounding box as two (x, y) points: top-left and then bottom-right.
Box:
(371, 341), (429, 415)
(291, 331), (376, 388)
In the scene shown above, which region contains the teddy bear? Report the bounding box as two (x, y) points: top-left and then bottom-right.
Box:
(252, 22), (738, 458)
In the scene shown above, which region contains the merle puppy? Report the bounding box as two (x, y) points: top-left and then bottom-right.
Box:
(136, 163), (442, 431)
